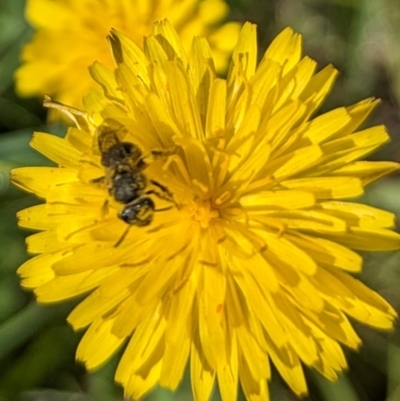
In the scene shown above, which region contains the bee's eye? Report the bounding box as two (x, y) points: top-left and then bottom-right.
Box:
(119, 198), (154, 226)
(122, 143), (134, 154)
(121, 142), (142, 159)
(119, 207), (136, 223)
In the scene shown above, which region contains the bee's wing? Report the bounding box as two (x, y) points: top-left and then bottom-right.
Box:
(96, 118), (128, 153)
(97, 126), (119, 153)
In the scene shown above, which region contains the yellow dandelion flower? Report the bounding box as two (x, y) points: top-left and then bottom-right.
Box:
(15, 0), (241, 120)
(12, 21), (400, 401)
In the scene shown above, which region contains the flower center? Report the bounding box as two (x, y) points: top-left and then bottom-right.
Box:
(193, 199), (220, 229)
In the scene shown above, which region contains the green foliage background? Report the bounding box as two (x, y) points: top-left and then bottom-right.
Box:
(1, 0), (400, 400)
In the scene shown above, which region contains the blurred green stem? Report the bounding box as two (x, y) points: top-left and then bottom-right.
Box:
(344, 0), (378, 102)
(383, 0), (400, 103)
(387, 331), (400, 398)
(88, 356), (119, 401)
(0, 302), (69, 359)
(311, 371), (361, 401)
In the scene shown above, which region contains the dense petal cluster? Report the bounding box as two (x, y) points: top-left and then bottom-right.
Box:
(15, 0), (240, 118)
(12, 21), (399, 401)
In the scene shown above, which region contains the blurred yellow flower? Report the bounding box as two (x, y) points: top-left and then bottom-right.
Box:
(15, 0), (240, 119)
(12, 21), (399, 401)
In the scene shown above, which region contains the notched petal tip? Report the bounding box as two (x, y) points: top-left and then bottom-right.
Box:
(9, 169), (32, 194)
(108, 28), (124, 65)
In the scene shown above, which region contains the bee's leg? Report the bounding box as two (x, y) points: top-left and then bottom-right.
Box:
(155, 205), (173, 212)
(114, 225), (131, 247)
(145, 188), (173, 202)
(145, 185), (177, 207)
(137, 147), (177, 169)
(100, 199), (109, 220)
(91, 176), (105, 184)
(150, 180), (175, 200)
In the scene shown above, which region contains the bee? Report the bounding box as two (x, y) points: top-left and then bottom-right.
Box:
(94, 119), (175, 244)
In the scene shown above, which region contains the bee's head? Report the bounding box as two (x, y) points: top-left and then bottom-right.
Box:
(102, 142), (142, 167)
(119, 197), (154, 226)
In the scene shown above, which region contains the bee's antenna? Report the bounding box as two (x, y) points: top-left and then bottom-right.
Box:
(114, 225), (131, 247)
(155, 206), (173, 212)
